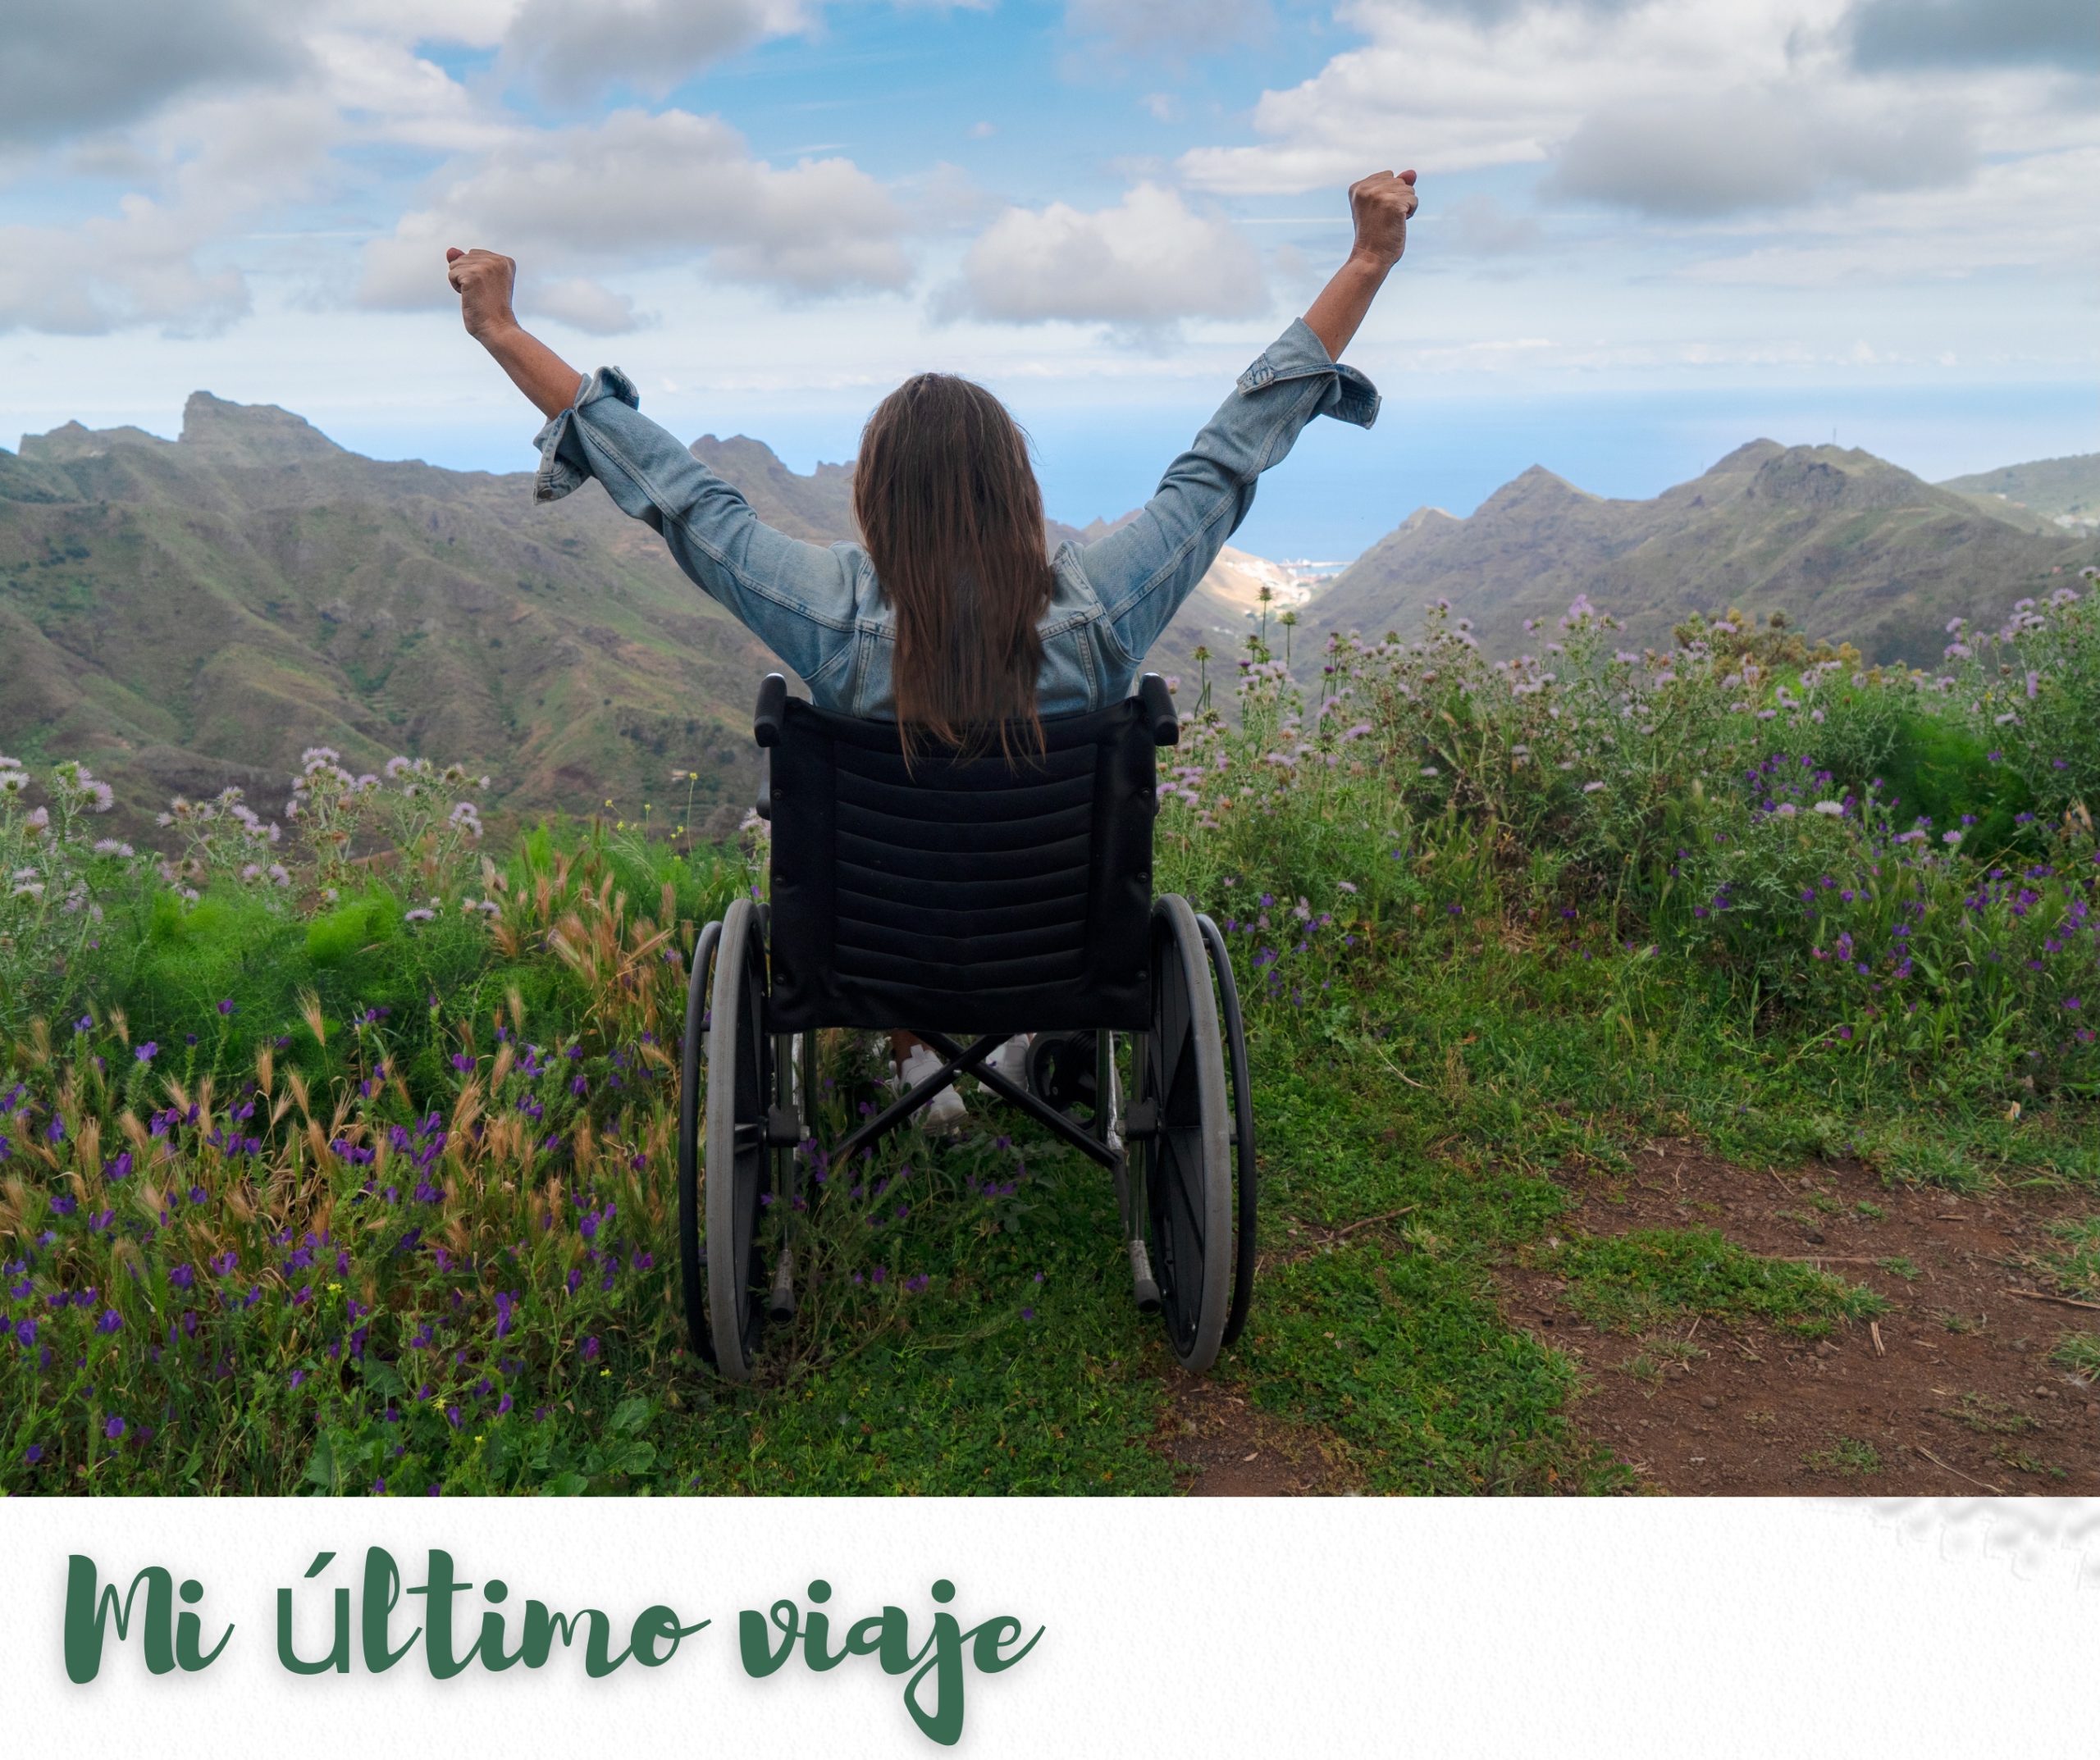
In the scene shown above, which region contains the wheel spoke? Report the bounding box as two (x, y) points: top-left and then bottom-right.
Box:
(1162, 1138), (1206, 1254)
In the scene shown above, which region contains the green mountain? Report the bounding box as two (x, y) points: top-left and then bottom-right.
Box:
(0, 395), (1239, 837)
(1, 395), (799, 839)
(1939, 452), (2100, 529)
(1308, 440), (2099, 667)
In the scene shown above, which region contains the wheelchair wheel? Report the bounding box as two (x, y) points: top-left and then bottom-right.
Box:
(678, 917), (723, 1362)
(1139, 895), (1232, 1371)
(704, 896), (775, 1381)
(1196, 914), (1258, 1351)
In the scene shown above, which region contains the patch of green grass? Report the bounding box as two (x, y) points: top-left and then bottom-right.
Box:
(2041, 1217), (2100, 1301)
(1940, 1393), (2036, 1436)
(1877, 1256), (1923, 1281)
(1544, 1227), (1887, 1338)
(1803, 1436), (1882, 1476)
(2052, 1333), (2100, 1383)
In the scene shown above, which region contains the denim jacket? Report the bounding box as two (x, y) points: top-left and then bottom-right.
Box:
(531, 317), (1379, 718)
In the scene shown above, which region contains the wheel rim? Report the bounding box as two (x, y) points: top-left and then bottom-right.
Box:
(1142, 896), (1230, 1370)
(1197, 912), (1258, 1351)
(678, 919), (722, 1361)
(705, 898), (773, 1380)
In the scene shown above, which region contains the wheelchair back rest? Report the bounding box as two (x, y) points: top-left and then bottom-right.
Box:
(762, 686), (1166, 1034)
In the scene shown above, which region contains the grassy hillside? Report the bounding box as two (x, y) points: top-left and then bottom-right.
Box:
(1940, 452), (2100, 528)
(1310, 441), (2098, 666)
(2, 397), (783, 838)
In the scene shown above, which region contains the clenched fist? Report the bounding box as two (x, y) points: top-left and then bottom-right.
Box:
(1347, 170), (1419, 269)
(445, 246), (518, 340)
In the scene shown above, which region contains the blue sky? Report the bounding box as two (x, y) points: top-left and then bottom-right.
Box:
(2, 0), (2094, 558)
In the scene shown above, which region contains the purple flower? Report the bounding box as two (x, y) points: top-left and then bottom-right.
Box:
(450, 1052), (474, 1074)
(49, 1192), (76, 1217)
(290, 1368), (308, 1390)
(103, 1151), (132, 1183)
(25, 1443), (44, 1464)
(208, 1251), (237, 1277)
(581, 1335), (600, 1361)
(13, 1319), (36, 1347)
(95, 1308), (122, 1334)
(135, 1042), (158, 1064)
(217, 998), (236, 1015)
(1020, 1306), (1037, 1321)
(104, 1416), (126, 1440)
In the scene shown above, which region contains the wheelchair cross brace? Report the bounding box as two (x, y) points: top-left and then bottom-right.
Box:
(827, 1029), (1148, 1174)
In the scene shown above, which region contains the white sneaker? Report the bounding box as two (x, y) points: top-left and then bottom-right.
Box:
(893, 1044), (968, 1131)
(983, 1033), (1032, 1088)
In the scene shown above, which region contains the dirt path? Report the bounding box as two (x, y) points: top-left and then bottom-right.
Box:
(1156, 1373), (1363, 1495)
(1500, 1142), (2100, 1495)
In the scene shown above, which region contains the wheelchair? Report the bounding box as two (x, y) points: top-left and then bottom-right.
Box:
(677, 673), (1257, 1381)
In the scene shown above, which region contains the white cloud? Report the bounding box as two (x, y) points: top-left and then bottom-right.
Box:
(1546, 85), (1974, 217)
(0, 86), (337, 336)
(1845, 0), (2098, 72)
(945, 183), (1268, 326)
(499, 0), (810, 103)
(1, 0), (306, 148)
(1173, 0), (2098, 285)
(357, 108), (911, 308)
(535, 276), (645, 334)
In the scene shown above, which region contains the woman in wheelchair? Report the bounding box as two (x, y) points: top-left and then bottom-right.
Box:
(448, 168), (1418, 1378)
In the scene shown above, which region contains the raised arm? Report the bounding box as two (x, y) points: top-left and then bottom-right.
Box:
(444, 247), (861, 690)
(1074, 171), (1414, 666)
(447, 248), (582, 417)
(1301, 170), (1418, 362)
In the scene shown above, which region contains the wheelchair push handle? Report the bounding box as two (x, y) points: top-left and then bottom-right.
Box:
(753, 673), (790, 748)
(1138, 673), (1178, 747)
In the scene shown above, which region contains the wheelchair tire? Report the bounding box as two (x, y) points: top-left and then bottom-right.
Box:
(1197, 912), (1258, 1352)
(704, 896), (775, 1381)
(1139, 895), (1232, 1371)
(678, 917), (723, 1362)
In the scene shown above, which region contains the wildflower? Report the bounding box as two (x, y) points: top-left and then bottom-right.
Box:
(135, 1041), (158, 1064)
(582, 1335), (601, 1361)
(104, 1416), (126, 1440)
(1812, 800), (1845, 817)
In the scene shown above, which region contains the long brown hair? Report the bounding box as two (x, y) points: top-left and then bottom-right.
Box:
(854, 372), (1054, 759)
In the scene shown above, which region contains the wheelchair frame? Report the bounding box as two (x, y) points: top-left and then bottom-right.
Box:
(678, 673), (1256, 1380)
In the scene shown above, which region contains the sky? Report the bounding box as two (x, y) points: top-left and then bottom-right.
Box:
(2, 0), (2094, 559)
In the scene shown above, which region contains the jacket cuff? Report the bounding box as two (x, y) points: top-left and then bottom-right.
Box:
(1235, 317), (1381, 429)
(532, 366), (640, 504)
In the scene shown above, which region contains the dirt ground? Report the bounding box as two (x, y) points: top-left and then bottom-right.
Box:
(1503, 1142), (2099, 1496)
(1157, 1373), (1363, 1495)
(1162, 1142), (2099, 1496)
